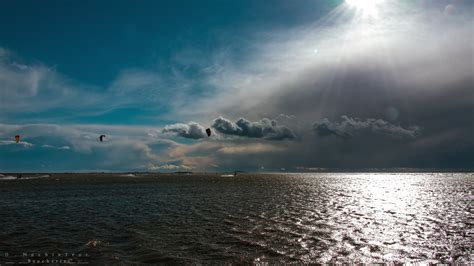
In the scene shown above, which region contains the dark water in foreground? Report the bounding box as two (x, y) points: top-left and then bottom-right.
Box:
(0, 173), (472, 264)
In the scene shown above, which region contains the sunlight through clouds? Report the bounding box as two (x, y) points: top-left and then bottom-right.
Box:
(345, 0), (384, 18)
(0, 0), (472, 172)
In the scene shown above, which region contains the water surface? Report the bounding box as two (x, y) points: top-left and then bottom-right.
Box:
(0, 173), (472, 264)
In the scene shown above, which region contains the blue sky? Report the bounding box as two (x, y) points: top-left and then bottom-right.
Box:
(1, 0), (473, 172)
(0, 0), (338, 125)
(0, 0), (337, 88)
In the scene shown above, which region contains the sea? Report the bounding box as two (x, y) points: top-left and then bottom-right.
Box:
(0, 172), (472, 264)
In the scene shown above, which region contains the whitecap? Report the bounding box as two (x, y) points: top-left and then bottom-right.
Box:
(0, 175), (18, 180)
(120, 173), (137, 177)
(21, 174), (51, 179)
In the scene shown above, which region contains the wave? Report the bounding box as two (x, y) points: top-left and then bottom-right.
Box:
(120, 174), (137, 177)
(0, 174), (50, 180)
(0, 175), (17, 180)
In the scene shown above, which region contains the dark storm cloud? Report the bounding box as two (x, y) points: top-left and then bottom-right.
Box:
(313, 116), (420, 139)
(162, 122), (208, 139)
(212, 117), (296, 140)
(164, 2), (474, 170)
(211, 117), (242, 135)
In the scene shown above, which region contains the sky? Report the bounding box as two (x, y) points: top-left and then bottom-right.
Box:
(0, 0), (473, 172)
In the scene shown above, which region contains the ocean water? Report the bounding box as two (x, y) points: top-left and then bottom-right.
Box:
(0, 173), (472, 264)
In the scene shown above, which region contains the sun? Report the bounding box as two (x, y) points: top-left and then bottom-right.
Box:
(345, 0), (382, 18)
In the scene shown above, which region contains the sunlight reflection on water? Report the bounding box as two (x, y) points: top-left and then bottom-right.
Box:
(0, 172), (472, 263)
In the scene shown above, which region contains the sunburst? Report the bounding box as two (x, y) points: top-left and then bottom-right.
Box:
(345, 0), (383, 18)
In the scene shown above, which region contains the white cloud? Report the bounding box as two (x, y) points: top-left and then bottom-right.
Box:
(148, 163), (192, 171)
(0, 140), (34, 147)
(211, 116), (296, 140)
(162, 122), (208, 139)
(41, 144), (71, 150)
(0, 48), (169, 120)
(0, 123), (178, 171)
(168, 1), (473, 124)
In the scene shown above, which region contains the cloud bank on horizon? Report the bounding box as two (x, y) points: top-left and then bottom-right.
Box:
(313, 116), (420, 140)
(162, 122), (208, 140)
(0, 0), (473, 172)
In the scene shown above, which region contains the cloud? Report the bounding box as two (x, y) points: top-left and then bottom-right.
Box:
(0, 47), (176, 123)
(0, 123), (178, 172)
(162, 122), (208, 139)
(41, 144), (71, 150)
(148, 163), (192, 170)
(313, 116), (420, 139)
(1, 1), (473, 171)
(211, 117), (296, 140)
(162, 117), (296, 141)
(216, 143), (285, 154)
(0, 48), (103, 116)
(170, 1), (473, 141)
(166, 140), (287, 171)
(0, 140), (34, 147)
(107, 69), (164, 105)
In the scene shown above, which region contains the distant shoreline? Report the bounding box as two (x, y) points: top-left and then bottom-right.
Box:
(1, 170), (473, 176)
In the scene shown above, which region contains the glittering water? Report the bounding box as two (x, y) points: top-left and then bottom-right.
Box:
(0, 173), (472, 264)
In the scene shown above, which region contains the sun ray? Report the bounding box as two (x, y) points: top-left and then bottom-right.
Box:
(345, 0), (383, 18)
